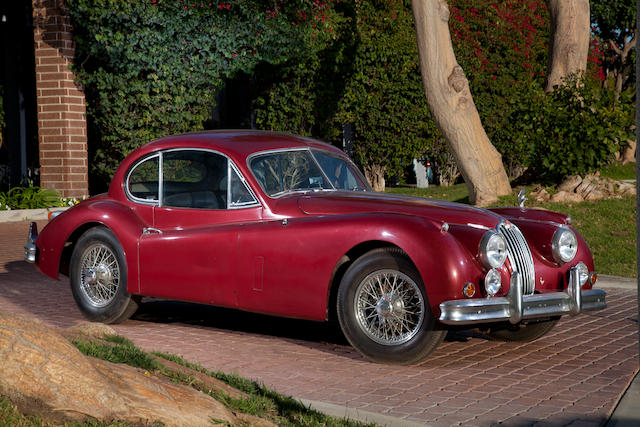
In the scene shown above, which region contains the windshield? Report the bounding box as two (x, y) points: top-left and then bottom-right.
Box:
(250, 149), (370, 197)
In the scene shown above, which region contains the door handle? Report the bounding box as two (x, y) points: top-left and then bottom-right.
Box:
(142, 227), (162, 235)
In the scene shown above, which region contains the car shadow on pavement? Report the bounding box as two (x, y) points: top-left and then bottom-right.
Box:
(0, 260), (84, 328)
(133, 298), (351, 344)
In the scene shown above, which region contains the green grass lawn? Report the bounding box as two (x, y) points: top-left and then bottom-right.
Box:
(387, 184), (637, 278)
(599, 162), (637, 181)
(2, 334), (373, 426)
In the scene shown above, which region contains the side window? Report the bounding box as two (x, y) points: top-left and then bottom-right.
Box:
(312, 151), (367, 191)
(162, 150), (227, 209)
(229, 166), (258, 208)
(128, 156), (159, 203)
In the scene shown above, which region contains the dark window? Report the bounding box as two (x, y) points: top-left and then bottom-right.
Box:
(162, 150), (228, 209)
(128, 156), (159, 202)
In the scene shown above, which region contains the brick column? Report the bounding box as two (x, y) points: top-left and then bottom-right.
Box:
(32, 0), (88, 199)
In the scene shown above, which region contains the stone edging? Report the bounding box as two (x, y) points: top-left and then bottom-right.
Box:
(596, 275), (637, 290)
(0, 207), (69, 223)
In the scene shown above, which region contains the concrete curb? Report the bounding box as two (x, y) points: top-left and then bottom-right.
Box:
(299, 398), (428, 427)
(597, 275), (637, 290)
(607, 370), (640, 427)
(0, 207), (69, 223)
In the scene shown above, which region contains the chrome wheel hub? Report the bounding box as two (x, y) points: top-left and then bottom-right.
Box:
(376, 294), (405, 320)
(354, 269), (425, 346)
(79, 243), (120, 308)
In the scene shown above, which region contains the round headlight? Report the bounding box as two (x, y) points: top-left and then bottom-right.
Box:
(480, 231), (507, 268)
(485, 268), (502, 297)
(575, 261), (589, 286)
(552, 226), (577, 263)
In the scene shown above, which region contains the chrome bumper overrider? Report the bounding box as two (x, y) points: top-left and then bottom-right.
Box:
(24, 222), (38, 263)
(439, 267), (606, 325)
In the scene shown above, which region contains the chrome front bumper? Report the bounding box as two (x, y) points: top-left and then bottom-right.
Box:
(439, 267), (606, 325)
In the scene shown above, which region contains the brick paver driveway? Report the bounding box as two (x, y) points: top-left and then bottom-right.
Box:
(1, 220), (637, 426)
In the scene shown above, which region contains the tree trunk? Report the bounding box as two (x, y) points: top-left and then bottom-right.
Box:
(608, 35), (636, 100)
(411, 0), (511, 206)
(364, 164), (386, 192)
(622, 139), (636, 165)
(544, 0), (590, 92)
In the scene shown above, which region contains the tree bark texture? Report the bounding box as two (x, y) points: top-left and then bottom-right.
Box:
(364, 164), (386, 192)
(544, 0), (590, 92)
(411, 0), (511, 206)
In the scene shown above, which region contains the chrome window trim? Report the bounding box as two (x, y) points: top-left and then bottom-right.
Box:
(126, 148), (262, 210)
(228, 161), (260, 209)
(125, 153), (161, 206)
(308, 150), (336, 190)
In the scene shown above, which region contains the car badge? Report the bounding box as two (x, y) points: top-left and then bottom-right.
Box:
(539, 276), (545, 286)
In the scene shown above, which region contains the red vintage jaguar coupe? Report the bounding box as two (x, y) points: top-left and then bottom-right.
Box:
(25, 131), (606, 364)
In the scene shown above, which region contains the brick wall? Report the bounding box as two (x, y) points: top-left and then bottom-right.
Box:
(32, 0), (88, 199)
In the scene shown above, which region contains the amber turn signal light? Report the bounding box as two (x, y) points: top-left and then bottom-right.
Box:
(462, 283), (476, 298)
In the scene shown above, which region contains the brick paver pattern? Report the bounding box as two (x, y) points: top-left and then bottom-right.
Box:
(1, 220), (637, 427)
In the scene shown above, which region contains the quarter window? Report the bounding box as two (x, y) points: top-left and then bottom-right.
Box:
(230, 166), (258, 207)
(128, 156), (159, 202)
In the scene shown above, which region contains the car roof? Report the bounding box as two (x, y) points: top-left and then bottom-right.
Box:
(137, 130), (345, 160)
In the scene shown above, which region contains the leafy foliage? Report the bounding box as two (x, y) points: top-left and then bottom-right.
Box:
(255, 0), (437, 187)
(330, 0), (436, 183)
(591, 0), (635, 47)
(590, 0), (636, 96)
(0, 186), (76, 210)
(448, 0), (550, 178)
(500, 76), (634, 182)
(67, 0), (333, 189)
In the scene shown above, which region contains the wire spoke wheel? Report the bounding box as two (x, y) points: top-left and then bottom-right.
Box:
(79, 243), (120, 308)
(354, 269), (425, 346)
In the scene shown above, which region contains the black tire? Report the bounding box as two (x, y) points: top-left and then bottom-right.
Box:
(486, 317), (559, 342)
(337, 248), (446, 365)
(70, 227), (139, 324)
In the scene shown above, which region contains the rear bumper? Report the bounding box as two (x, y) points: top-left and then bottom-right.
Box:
(439, 267), (606, 325)
(24, 222), (38, 263)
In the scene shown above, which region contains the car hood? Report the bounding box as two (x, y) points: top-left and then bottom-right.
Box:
(297, 192), (502, 229)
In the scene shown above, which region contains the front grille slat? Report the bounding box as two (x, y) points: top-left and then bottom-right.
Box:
(498, 222), (535, 295)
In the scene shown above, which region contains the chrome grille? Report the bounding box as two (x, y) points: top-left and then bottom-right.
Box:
(498, 222), (535, 295)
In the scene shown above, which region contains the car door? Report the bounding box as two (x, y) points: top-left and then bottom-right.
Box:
(135, 149), (262, 307)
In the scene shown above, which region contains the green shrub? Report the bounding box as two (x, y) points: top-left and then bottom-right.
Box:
(500, 77), (633, 182)
(0, 186), (76, 210)
(254, 0), (437, 186)
(329, 0), (436, 185)
(67, 0), (334, 189)
(449, 0), (550, 178)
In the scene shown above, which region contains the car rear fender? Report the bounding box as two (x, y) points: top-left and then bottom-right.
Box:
(36, 199), (147, 294)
